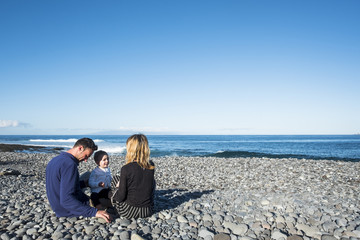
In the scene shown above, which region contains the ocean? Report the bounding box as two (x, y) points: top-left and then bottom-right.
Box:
(0, 135), (359, 162)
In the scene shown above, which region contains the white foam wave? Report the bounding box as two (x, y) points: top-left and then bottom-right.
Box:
(29, 144), (72, 148)
(30, 138), (77, 143)
(168, 152), (178, 157)
(101, 146), (126, 154)
(30, 138), (104, 143)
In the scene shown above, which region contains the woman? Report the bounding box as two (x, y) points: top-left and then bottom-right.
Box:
(111, 134), (155, 219)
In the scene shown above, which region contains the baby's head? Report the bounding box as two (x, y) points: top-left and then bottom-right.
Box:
(94, 150), (109, 168)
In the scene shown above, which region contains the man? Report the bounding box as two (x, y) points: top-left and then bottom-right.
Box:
(46, 138), (111, 222)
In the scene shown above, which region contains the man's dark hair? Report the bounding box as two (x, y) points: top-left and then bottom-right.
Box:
(73, 138), (98, 151)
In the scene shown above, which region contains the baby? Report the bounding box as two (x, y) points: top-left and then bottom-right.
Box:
(89, 150), (112, 209)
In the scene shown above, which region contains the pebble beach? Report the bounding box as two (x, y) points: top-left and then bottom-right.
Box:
(1, 151), (360, 240)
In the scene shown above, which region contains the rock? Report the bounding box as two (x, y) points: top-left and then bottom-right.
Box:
(141, 226), (151, 234)
(198, 229), (214, 239)
(232, 223), (248, 235)
(72, 233), (82, 240)
(163, 212), (172, 219)
(238, 237), (254, 240)
(333, 228), (343, 238)
(84, 225), (97, 235)
(336, 218), (348, 227)
(189, 221), (198, 228)
(120, 231), (130, 240)
(131, 233), (144, 240)
(203, 214), (212, 222)
(0, 233), (11, 240)
(322, 221), (337, 232)
(97, 217), (107, 224)
(287, 236), (303, 240)
(188, 209), (200, 215)
(22, 235), (31, 240)
(214, 233), (231, 240)
(262, 222), (271, 229)
(320, 235), (337, 240)
(51, 231), (64, 240)
(353, 230), (360, 238)
(224, 215), (234, 222)
(26, 228), (37, 235)
(223, 221), (248, 235)
(296, 223), (320, 238)
(177, 215), (188, 223)
(0, 168), (21, 176)
(128, 223), (137, 230)
(271, 230), (287, 240)
(276, 216), (286, 223)
(213, 214), (224, 222)
(152, 227), (162, 234)
(343, 230), (360, 238)
(120, 218), (131, 227)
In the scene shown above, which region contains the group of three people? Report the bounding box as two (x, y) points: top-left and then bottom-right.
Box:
(45, 134), (155, 223)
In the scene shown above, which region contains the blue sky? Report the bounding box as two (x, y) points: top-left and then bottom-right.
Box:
(1, 0), (359, 135)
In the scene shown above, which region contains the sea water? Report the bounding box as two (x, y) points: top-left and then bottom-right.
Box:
(0, 135), (359, 161)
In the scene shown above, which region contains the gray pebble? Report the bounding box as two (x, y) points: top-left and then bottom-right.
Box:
(51, 231), (64, 240)
(0, 233), (11, 240)
(198, 228), (214, 239)
(120, 218), (131, 227)
(141, 226), (151, 234)
(214, 233), (231, 240)
(120, 231), (130, 240)
(321, 235), (337, 240)
(271, 230), (287, 240)
(287, 236), (303, 240)
(177, 215), (188, 223)
(26, 228), (37, 235)
(84, 225), (97, 234)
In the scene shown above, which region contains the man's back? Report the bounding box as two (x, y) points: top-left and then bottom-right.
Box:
(46, 152), (97, 217)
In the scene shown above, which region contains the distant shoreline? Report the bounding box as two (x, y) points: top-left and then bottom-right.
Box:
(0, 143), (64, 153)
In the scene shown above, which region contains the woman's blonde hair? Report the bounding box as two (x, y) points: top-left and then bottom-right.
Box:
(125, 134), (154, 170)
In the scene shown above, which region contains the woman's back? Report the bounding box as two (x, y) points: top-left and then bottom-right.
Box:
(111, 134), (156, 219)
(120, 162), (155, 207)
